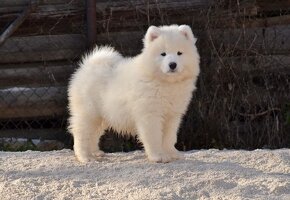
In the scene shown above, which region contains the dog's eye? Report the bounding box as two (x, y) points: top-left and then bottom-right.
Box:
(161, 52), (166, 56)
(177, 51), (182, 55)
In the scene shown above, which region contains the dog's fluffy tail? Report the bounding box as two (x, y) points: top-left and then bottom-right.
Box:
(80, 46), (122, 68)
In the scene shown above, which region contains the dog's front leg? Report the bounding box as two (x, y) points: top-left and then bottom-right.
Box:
(136, 116), (172, 163)
(163, 115), (184, 160)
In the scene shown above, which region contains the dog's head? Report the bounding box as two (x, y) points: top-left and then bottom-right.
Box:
(141, 25), (200, 83)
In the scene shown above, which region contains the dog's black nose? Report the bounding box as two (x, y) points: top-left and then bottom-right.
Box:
(169, 62), (177, 70)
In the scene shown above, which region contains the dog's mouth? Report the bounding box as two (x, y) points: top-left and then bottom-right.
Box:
(166, 69), (178, 74)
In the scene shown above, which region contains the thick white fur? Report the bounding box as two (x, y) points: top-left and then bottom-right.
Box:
(68, 25), (200, 163)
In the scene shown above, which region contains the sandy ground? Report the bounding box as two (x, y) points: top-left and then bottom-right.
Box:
(1, 149), (290, 200)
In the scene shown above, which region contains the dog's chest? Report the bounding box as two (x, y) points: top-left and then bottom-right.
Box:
(133, 81), (193, 116)
(158, 86), (191, 114)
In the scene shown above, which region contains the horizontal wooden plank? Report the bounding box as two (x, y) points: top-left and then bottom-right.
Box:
(0, 34), (85, 52)
(2, 1), (290, 37)
(0, 0), (84, 35)
(95, 0), (214, 9)
(0, 86), (67, 119)
(3, 0), (288, 37)
(0, 0), (83, 8)
(0, 32), (142, 63)
(0, 34), (86, 63)
(212, 55), (290, 73)
(2, 24), (290, 64)
(95, 0), (215, 32)
(0, 102), (66, 119)
(243, 15), (290, 28)
(0, 15), (84, 36)
(0, 0), (211, 35)
(206, 25), (290, 56)
(0, 62), (76, 88)
(257, 0), (290, 12)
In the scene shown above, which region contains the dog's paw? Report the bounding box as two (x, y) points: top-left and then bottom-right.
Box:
(169, 150), (184, 160)
(75, 150), (105, 163)
(92, 150), (105, 157)
(76, 155), (95, 163)
(164, 147), (184, 160)
(148, 153), (172, 163)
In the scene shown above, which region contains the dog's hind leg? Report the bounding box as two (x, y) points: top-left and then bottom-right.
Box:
(90, 119), (107, 158)
(70, 116), (102, 163)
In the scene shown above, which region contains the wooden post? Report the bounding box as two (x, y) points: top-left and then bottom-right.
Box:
(86, 0), (97, 49)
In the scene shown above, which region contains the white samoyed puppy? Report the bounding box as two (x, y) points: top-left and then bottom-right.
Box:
(68, 25), (200, 163)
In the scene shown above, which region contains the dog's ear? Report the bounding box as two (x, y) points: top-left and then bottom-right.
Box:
(144, 26), (160, 47)
(178, 25), (197, 44)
